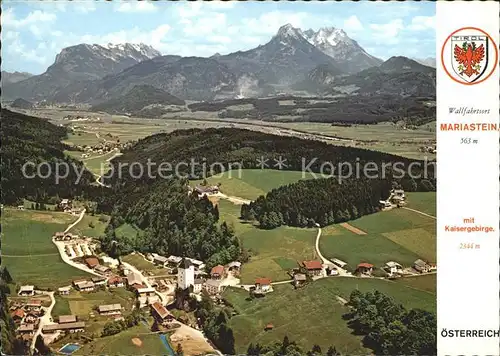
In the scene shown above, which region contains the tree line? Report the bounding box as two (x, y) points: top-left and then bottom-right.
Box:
(345, 289), (436, 355)
(247, 336), (341, 356)
(241, 177), (392, 229)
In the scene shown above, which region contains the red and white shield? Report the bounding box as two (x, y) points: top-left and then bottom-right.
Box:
(450, 35), (489, 83)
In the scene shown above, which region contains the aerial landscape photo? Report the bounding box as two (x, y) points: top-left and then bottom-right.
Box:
(1, 1), (437, 355)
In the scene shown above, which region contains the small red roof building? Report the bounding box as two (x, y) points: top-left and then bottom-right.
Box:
(357, 263), (374, 269)
(265, 323), (274, 330)
(11, 309), (25, 319)
(302, 260), (323, 270)
(210, 265), (224, 276)
(151, 302), (170, 320)
(84, 257), (100, 268)
(255, 278), (272, 285)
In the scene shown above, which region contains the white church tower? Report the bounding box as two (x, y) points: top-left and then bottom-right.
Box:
(177, 258), (195, 290)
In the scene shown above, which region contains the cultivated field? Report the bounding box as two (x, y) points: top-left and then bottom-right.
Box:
(396, 273), (437, 294)
(320, 206), (436, 269)
(26, 107), (435, 160)
(224, 277), (436, 354)
(52, 289), (136, 320)
(121, 254), (158, 273)
(2, 208), (90, 288)
(74, 324), (169, 355)
(217, 200), (316, 283)
(193, 169), (316, 200)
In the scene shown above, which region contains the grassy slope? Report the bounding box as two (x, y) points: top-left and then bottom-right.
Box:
(225, 277), (435, 354)
(405, 192), (436, 216)
(217, 201), (316, 283)
(2, 208), (90, 288)
(193, 169), (317, 200)
(320, 206), (436, 268)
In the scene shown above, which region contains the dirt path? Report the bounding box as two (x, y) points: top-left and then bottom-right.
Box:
(339, 222), (367, 235)
(30, 291), (55, 352)
(401, 207), (436, 220)
(214, 192), (251, 205)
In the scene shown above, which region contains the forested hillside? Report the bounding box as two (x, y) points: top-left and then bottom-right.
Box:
(99, 179), (240, 268)
(241, 178), (391, 228)
(0, 109), (97, 204)
(106, 128), (436, 189)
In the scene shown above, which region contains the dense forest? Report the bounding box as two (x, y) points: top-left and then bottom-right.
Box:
(99, 179), (240, 268)
(241, 178), (392, 228)
(105, 128), (436, 188)
(0, 109), (98, 204)
(346, 290), (436, 355)
(187, 96), (435, 125)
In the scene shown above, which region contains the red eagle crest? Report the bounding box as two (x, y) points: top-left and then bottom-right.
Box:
(453, 42), (485, 77)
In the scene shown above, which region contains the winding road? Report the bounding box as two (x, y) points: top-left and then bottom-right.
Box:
(53, 209), (101, 276)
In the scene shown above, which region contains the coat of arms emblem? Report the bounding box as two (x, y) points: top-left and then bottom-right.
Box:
(451, 35), (488, 83)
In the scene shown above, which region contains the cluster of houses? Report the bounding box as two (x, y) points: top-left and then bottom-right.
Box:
(10, 294), (44, 342)
(419, 145), (437, 154)
(380, 189), (407, 209)
(57, 199), (82, 215)
(174, 258), (243, 297)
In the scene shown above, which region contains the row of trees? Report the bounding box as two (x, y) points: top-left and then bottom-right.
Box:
(346, 290), (436, 355)
(247, 336), (341, 356)
(241, 178), (392, 229)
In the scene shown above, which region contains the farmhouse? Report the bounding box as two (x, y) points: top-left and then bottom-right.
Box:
(302, 260), (323, 276)
(210, 265), (225, 279)
(18, 285), (35, 296)
(17, 324), (35, 335)
(94, 265), (111, 275)
(135, 287), (156, 298)
(194, 185), (219, 195)
(24, 312), (39, 324)
(11, 309), (25, 322)
(98, 304), (122, 316)
(59, 315), (77, 324)
(187, 258), (205, 270)
(73, 280), (95, 292)
(59, 199), (72, 210)
(414, 259), (430, 273)
(254, 278), (272, 294)
(151, 302), (174, 325)
(54, 232), (65, 240)
(58, 286), (71, 295)
(153, 254), (169, 266)
(91, 276), (107, 286)
(227, 261), (241, 273)
(126, 273), (143, 287)
(84, 257), (100, 269)
(385, 261), (403, 275)
(167, 255), (183, 265)
(25, 300), (42, 312)
(393, 189), (405, 199)
(194, 278), (205, 293)
(326, 266), (339, 276)
(204, 279), (223, 295)
(42, 321), (85, 334)
(108, 276), (125, 288)
(356, 263), (374, 275)
(293, 273), (307, 287)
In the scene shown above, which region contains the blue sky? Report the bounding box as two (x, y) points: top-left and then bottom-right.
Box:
(2, 0), (436, 74)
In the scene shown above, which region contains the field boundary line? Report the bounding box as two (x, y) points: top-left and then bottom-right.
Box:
(401, 207), (436, 220)
(2, 253), (59, 257)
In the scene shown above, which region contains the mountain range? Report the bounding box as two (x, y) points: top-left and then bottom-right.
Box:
(3, 24), (435, 103)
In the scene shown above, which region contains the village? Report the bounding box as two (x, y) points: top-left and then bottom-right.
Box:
(8, 187), (437, 354)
